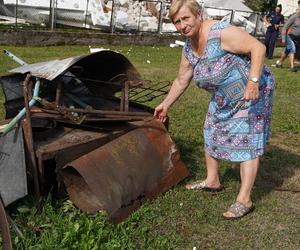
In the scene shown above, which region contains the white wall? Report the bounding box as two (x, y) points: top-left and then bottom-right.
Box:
(277, 0), (298, 17)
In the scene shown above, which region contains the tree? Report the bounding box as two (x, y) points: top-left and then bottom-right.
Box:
(243, 0), (277, 13)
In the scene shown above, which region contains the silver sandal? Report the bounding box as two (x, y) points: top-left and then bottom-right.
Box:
(185, 180), (224, 192)
(224, 201), (255, 220)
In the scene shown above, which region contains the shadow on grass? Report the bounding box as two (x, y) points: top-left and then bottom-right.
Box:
(222, 144), (300, 201)
(254, 144), (300, 200)
(175, 136), (300, 201)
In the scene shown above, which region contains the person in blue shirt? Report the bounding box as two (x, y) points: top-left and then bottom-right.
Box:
(264, 5), (284, 59)
(275, 7), (300, 72)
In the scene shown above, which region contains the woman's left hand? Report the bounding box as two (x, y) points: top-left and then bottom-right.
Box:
(242, 81), (259, 100)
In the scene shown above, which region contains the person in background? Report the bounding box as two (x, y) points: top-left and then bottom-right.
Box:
(296, 1), (300, 61)
(154, 0), (275, 219)
(264, 5), (284, 59)
(275, 7), (300, 72)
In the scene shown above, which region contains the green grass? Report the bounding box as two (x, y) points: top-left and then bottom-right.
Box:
(0, 45), (299, 249)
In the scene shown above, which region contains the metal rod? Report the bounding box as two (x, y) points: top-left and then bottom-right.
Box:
(35, 108), (149, 119)
(65, 93), (89, 109)
(61, 107), (151, 117)
(110, 0), (115, 33)
(34, 96), (151, 116)
(129, 82), (170, 97)
(7, 214), (24, 239)
(31, 113), (149, 122)
(49, 0), (55, 30)
(130, 92), (166, 103)
(37, 157), (44, 194)
(158, 1), (163, 33)
(138, 3), (142, 32)
(124, 81), (129, 112)
(2, 51), (42, 135)
(120, 86), (125, 111)
(2, 80), (40, 135)
(55, 81), (63, 106)
(84, 0), (89, 28)
(3, 50), (27, 66)
(0, 194), (13, 250)
(230, 10), (235, 24)
(15, 0), (18, 27)
(23, 74), (40, 197)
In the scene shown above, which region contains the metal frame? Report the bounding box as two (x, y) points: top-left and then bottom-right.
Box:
(0, 0), (263, 35)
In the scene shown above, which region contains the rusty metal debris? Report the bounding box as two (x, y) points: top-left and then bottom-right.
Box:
(273, 187), (300, 193)
(0, 194), (12, 250)
(0, 49), (188, 230)
(62, 118), (188, 223)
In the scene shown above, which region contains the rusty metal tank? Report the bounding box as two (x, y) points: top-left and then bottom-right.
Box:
(0, 50), (188, 223)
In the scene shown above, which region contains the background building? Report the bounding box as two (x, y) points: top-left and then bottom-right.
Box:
(277, 0), (298, 17)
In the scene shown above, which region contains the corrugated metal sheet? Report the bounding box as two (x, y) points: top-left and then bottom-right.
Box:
(9, 56), (83, 81)
(8, 50), (142, 84)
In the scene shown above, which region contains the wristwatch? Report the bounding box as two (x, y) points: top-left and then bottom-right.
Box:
(249, 76), (259, 83)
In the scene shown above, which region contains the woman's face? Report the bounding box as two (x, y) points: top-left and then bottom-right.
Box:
(173, 5), (201, 38)
(275, 7), (281, 13)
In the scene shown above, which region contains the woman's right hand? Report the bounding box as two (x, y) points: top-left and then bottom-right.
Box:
(154, 103), (168, 123)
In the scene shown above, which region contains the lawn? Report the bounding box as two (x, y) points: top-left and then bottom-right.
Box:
(0, 45), (299, 250)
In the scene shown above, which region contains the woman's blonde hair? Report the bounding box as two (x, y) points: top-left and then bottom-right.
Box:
(169, 0), (202, 22)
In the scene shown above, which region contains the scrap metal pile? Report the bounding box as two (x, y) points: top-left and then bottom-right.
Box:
(0, 49), (188, 243)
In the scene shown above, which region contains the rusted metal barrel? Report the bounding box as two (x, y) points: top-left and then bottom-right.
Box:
(62, 119), (188, 223)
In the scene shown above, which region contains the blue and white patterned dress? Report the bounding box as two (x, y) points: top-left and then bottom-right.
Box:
(183, 21), (275, 162)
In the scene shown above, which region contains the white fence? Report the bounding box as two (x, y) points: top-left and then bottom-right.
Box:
(0, 0), (265, 36)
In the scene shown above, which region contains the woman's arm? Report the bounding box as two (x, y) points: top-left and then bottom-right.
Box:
(154, 53), (193, 122)
(220, 26), (266, 100)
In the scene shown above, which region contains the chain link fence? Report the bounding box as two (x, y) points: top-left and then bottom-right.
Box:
(0, 0), (265, 36)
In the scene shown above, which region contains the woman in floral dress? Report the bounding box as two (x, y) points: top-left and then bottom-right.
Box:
(154, 0), (275, 219)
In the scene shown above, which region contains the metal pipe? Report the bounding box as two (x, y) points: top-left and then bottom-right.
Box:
(158, 1), (164, 34)
(49, 0), (55, 30)
(2, 80), (40, 135)
(7, 214), (24, 239)
(31, 113), (150, 122)
(3, 50), (27, 66)
(230, 10), (235, 24)
(110, 0), (115, 33)
(55, 81), (63, 106)
(23, 74), (40, 196)
(84, 0), (90, 29)
(2, 50), (41, 135)
(58, 106), (152, 117)
(33, 97), (152, 117)
(34, 108), (150, 119)
(15, 0), (18, 27)
(138, 3), (142, 33)
(65, 93), (89, 109)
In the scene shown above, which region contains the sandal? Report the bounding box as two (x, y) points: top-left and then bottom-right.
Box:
(290, 68), (297, 72)
(223, 201), (255, 220)
(185, 180), (224, 192)
(275, 60), (282, 68)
